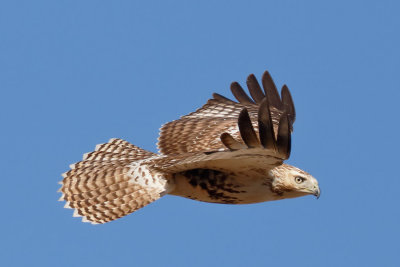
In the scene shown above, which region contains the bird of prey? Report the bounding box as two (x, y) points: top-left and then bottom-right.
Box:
(58, 70), (320, 224)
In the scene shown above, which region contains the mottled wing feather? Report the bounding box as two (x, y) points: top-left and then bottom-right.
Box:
(154, 94), (291, 174)
(151, 148), (284, 174)
(158, 101), (270, 155)
(158, 71), (290, 155)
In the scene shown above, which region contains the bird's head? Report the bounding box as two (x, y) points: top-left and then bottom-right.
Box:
(270, 164), (320, 199)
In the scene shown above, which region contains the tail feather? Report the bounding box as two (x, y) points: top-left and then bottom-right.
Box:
(76, 187), (162, 223)
(92, 138), (156, 159)
(65, 180), (131, 204)
(62, 164), (131, 194)
(59, 138), (171, 224)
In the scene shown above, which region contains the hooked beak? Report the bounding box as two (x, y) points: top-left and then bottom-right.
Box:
(313, 186), (321, 199)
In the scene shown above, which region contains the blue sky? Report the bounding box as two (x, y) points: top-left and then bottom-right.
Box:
(1, 1), (399, 266)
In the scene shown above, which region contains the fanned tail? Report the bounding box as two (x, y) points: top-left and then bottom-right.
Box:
(58, 138), (171, 224)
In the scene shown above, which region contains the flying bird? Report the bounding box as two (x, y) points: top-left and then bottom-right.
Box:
(58, 70), (320, 224)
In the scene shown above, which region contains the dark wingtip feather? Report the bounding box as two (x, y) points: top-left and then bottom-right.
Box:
(231, 82), (254, 104)
(261, 71), (283, 109)
(281, 85), (296, 124)
(258, 97), (276, 150)
(220, 133), (246, 151)
(246, 74), (265, 103)
(213, 93), (235, 103)
(238, 108), (260, 148)
(276, 113), (291, 159)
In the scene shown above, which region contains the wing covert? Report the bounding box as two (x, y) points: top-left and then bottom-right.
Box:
(152, 89), (292, 174)
(157, 70), (295, 155)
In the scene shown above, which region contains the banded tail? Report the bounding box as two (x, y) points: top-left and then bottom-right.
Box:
(58, 138), (171, 224)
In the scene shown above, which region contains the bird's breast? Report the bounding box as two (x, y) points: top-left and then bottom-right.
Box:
(168, 168), (279, 204)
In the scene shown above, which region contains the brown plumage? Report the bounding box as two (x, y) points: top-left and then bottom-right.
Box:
(58, 70), (320, 224)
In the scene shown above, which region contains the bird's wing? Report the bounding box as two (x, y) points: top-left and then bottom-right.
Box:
(151, 94), (292, 174)
(157, 70), (295, 155)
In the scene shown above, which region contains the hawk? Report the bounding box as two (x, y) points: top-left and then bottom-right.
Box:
(58, 70), (320, 224)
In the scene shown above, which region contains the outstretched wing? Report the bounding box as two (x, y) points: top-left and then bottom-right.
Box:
(151, 94), (291, 174)
(157, 71), (295, 155)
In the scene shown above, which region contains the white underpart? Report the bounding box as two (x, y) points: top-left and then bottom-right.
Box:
(128, 161), (173, 194)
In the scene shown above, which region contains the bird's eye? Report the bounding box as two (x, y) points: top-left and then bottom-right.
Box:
(295, 176), (305, 184)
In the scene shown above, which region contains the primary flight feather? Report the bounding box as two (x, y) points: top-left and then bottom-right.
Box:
(58, 70), (320, 224)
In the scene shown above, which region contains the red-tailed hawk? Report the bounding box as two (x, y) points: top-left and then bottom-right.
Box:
(58, 70), (320, 224)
